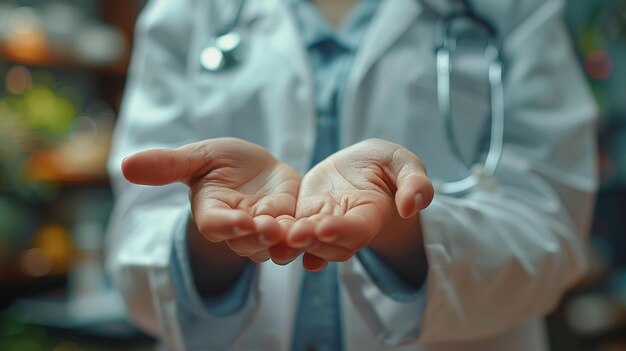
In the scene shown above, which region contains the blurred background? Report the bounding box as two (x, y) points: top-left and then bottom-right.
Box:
(0, 1), (624, 350)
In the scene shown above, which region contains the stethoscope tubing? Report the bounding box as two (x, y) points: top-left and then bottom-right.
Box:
(200, 0), (505, 196)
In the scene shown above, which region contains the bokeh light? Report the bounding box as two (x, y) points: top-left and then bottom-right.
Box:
(584, 49), (614, 80)
(52, 342), (80, 351)
(34, 224), (74, 274)
(68, 116), (98, 147)
(19, 85), (77, 136)
(5, 66), (32, 95)
(19, 248), (52, 277)
(4, 7), (48, 62)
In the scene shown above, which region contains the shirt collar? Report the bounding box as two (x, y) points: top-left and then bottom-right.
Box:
(291, 0), (336, 48)
(290, 0), (382, 52)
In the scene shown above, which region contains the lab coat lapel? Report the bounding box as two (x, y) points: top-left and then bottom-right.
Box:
(342, 0), (423, 144)
(349, 0), (422, 86)
(246, 0), (312, 90)
(236, 0), (316, 173)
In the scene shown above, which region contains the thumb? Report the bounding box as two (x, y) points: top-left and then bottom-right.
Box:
(122, 138), (272, 186)
(122, 138), (236, 186)
(385, 148), (434, 219)
(122, 148), (198, 186)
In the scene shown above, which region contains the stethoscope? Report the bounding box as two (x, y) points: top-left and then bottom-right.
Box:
(200, 0), (504, 196)
(199, 0), (247, 72)
(433, 8), (504, 195)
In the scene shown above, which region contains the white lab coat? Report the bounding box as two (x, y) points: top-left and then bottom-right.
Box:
(106, 0), (598, 350)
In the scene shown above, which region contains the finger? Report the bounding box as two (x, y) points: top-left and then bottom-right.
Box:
(302, 253), (328, 272)
(387, 149), (434, 218)
(286, 220), (317, 249)
(305, 241), (355, 262)
(226, 235), (265, 257)
(121, 138), (268, 186)
(194, 208), (255, 242)
(268, 216), (301, 265)
(122, 148), (200, 186)
(395, 173), (434, 218)
(226, 216), (285, 256)
(276, 215), (297, 229)
(254, 215), (285, 245)
(269, 243), (302, 265)
(249, 250), (270, 263)
(315, 208), (384, 251)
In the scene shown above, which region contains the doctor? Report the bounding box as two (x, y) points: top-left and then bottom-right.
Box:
(106, 0), (598, 350)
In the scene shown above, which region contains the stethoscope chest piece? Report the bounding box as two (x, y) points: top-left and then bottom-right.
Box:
(200, 31), (243, 72)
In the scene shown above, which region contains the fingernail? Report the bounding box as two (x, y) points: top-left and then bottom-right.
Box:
(415, 193), (424, 210)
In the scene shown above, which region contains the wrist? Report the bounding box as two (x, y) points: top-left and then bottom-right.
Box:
(187, 219), (250, 296)
(367, 213), (428, 288)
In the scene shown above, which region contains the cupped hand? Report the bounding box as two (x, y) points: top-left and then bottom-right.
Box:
(285, 139), (434, 271)
(121, 137), (301, 263)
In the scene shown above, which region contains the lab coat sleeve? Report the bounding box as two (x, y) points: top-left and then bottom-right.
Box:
(340, 0), (598, 344)
(356, 248), (428, 302)
(346, 248), (429, 344)
(105, 1), (261, 349)
(171, 216), (258, 317)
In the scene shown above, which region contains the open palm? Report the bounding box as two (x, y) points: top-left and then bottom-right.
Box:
(285, 139), (434, 271)
(122, 137), (301, 262)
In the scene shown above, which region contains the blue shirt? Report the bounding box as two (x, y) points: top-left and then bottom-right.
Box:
(290, 1), (380, 350)
(171, 1), (426, 350)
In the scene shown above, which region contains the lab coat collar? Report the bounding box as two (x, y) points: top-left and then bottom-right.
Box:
(349, 0), (423, 84)
(242, 0), (313, 88)
(340, 0), (423, 146)
(240, 0), (425, 150)
(242, 0), (425, 95)
(292, 0), (383, 52)
(419, 0), (466, 17)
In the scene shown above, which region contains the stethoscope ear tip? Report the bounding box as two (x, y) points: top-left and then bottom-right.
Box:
(200, 31), (243, 72)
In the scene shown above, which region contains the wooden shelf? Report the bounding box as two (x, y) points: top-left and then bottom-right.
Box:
(0, 41), (128, 76)
(24, 146), (110, 187)
(25, 173), (110, 187)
